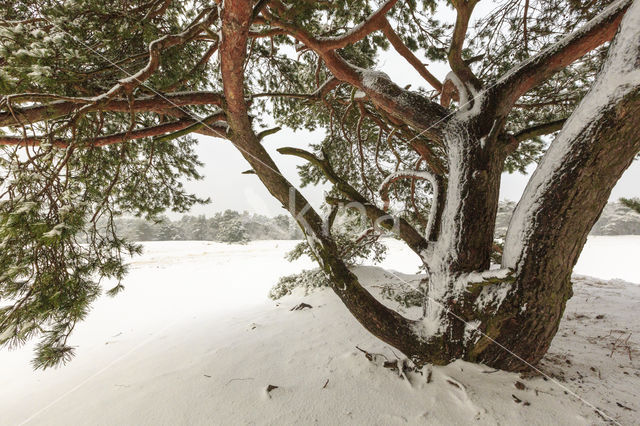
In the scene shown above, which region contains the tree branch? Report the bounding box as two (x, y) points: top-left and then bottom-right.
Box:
(277, 146), (430, 254)
(314, 0), (400, 51)
(511, 118), (567, 143)
(92, 9), (218, 104)
(251, 77), (340, 101)
(503, 1), (640, 269)
(447, 0), (481, 90)
(378, 169), (440, 242)
(495, 0), (631, 115)
(0, 91), (223, 127)
(262, 4), (450, 140)
(0, 114), (228, 148)
(380, 18), (442, 92)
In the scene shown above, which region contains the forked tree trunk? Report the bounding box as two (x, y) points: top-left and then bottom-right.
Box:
(220, 0), (640, 372)
(467, 7), (640, 369)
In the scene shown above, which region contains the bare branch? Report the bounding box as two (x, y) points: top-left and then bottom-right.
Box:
(380, 18), (442, 92)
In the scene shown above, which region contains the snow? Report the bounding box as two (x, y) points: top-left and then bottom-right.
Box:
(42, 224), (65, 239)
(574, 235), (640, 283)
(444, 71), (468, 106)
(353, 89), (366, 99)
(497, 0), (632, 89)
(465, 268), (512, 284)
(475, 282), (513, 311)
(0, 237), (639, 425)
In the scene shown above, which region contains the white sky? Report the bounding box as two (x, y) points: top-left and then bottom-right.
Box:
(178, 2), (640, 218)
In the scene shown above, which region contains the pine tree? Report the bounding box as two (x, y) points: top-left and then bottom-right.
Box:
(1, 0), (639, 371)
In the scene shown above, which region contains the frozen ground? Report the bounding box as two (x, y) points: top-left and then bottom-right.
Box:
(0, 237), (638, 425)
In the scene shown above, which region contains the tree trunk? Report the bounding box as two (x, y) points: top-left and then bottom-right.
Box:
(468, 6), (640, 369)
(220, 0), (640, 373)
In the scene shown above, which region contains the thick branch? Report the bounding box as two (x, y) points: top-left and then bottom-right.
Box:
(0, 91), (223, 127)
(503, 3), (640, 270)
(223, 1), (448, 366)
(263, 5), (450, 140)
(495, 0), (631, 115)
(0, 114), (228, 148)
(448, 0), (481, 89)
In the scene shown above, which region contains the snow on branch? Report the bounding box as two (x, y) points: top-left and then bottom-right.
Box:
(496, 0), (632, 113)
(503, 0), (640, 269)
(262, 2), (449, 138)
(85, 9), (218, 110)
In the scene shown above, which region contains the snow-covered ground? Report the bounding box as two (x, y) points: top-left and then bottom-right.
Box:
(1, 237), (638, 425)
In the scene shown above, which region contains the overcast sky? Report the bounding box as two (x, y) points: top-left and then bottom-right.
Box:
(178, 2), (640, 218)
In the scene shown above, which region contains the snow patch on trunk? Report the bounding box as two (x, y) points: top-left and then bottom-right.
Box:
(503, 2), (640, 269)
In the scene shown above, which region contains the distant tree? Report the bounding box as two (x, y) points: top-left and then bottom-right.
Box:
(217, 219), (248, 243)
(133, 220), (155, 241)
(155, 217), (183, 241)
(1, 0), (639, 372)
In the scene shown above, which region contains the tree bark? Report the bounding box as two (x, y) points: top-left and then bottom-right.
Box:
(470, 4), (640, 369)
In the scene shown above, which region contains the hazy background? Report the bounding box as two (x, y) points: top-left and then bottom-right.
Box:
(178, 2), (640, 218)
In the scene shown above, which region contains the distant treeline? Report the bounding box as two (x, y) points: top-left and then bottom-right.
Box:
(495, 201), (640, 237)
(116, 201), (640, 243)
(115, 210), (303, 243)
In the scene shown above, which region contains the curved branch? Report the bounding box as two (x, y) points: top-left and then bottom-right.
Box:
(447, 0), (481, 90)
(379, 169), (440, 241)
(314, 0), (399, 51)
(223, 1), (450, 367)
(277, 146), (430, 254)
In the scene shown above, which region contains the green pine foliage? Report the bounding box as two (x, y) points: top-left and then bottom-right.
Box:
(620, 198), (640, 215)
(270, 210), (388, 299)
